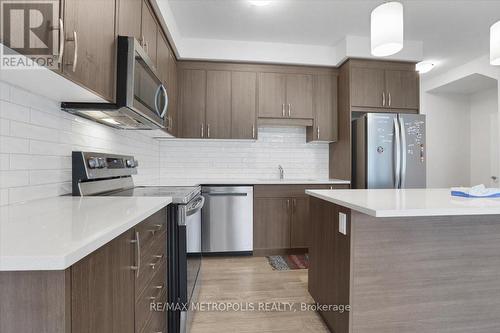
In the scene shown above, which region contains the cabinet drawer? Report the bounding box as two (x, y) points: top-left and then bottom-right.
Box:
(141, 289), (167, 333)
(254, 184), (348, 198)
(136, 260), (167, 333)
(136, 209), (166, 257)
(136, 231), (167, 298)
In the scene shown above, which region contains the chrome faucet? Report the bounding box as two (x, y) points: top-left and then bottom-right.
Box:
(278, 165), (284, 180)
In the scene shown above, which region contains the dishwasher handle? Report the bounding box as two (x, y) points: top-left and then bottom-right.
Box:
(204, 192), (248, 197)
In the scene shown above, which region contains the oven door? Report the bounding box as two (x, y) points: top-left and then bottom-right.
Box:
(178, 195), (204, 333)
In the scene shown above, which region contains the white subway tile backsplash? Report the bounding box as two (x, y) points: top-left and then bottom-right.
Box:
(1, 80), (161, 205)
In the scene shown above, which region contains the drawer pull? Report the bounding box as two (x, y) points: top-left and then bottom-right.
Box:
(149, 224), (163, 235)
(148, 285), (165, 300)
(130, 231), (141, 277)
(149, 254), (164, 270)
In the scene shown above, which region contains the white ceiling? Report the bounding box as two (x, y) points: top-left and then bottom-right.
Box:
(165, 0), (500, 76)
(429, 73), (498, 95)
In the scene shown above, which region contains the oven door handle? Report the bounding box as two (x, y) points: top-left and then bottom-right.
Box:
(186, 195), (205, 216)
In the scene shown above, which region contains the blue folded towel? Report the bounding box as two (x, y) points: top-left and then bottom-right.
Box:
(451, 184), (500, 198)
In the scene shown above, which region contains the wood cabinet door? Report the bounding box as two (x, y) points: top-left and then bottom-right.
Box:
(232, 71), (257, 140)
(63, 0), (116, 101)
(180, 69), (206, 138)
(166, 50), (178, 136)
(254, 198), (291, 250)
(313, 74), (338, 141)
(141, 0), (158, 66)
(71, 230), (135, 333)
(290, 198), (310, 248)
(286, 74), (313, 119)
(206, 70), (232, 139)
(258, 73), (286, 118)
(385, 70), (419, 110)
(117, 0), (141, 40)
(156, 32), (169, 84)
(350, 67), (385, 108)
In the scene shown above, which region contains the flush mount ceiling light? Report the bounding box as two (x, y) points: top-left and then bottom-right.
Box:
(416, 61), (435, 74)
(491, 20), (500, 66)
(371, 1), (404, 57)
(249, 0), (271, 6)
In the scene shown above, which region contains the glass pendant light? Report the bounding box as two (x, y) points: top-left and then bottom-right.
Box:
(371, 2), (404, 57)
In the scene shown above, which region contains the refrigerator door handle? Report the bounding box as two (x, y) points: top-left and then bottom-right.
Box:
(394, 117), (401, 188)
(399, 116), (407, 188)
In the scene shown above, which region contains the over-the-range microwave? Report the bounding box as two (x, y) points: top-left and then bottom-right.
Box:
(61, 36), (168, 130)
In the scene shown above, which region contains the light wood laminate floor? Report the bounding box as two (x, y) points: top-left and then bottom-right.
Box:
(191, 256), (330, 333)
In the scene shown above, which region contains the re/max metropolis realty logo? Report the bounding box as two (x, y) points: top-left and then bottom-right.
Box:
(1, 0), (59, 69)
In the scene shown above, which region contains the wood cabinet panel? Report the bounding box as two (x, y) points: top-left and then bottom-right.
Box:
(71, 230), (135, 333)
(258, 73), (286, 118)
(206, 70), (232, 139)
(350, 67), (385, 108)
(254, 198), (291, 250)
(63, 0), (116, 101)
(166, 50), (178, 136)
(290, 198), (310, 248)
(117, 0), (142, 40)
(232, 71), (257, 140)
(156, 32), (170, 84)
(180, 69), (206, 138)
(286, 74), (313, 119)
(385, 70), (419, 110)
(140, 0), (157, 65)
(308, 74), (337, 142)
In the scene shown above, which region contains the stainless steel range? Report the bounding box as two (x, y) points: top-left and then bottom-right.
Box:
(72, 151), (203, 333)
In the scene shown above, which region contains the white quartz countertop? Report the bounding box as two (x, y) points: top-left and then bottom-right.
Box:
(0, 196), (172, 271)
(306, 188), (500, 217)
(142, 178), (350, 186)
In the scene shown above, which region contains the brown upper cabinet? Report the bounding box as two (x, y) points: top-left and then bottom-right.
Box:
(180, 69), (207, 139)
(117, 0), (142, 40)
(166, 50), (178, 136)
(258, 73), (313, 119)
(231, 71), (257, 140)
(307, 74), (338, 142)
(350, 60), (419, 111)
(140, 0), (158, 66)
(63, 0), (116, 102)
(206, 71), (232, 139)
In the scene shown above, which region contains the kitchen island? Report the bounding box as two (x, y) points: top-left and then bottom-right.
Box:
(306, 188), (500, 333)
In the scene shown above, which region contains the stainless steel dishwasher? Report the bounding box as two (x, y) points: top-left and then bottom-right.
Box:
(201, 186), (253, 254)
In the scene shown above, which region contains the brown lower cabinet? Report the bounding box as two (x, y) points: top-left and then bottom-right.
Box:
(253, 184), (349, 254)
(0, 208), (167, 333)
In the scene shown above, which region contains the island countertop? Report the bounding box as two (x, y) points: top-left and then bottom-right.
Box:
(0, 196), (172, 271)
(306, 188), (500, 217)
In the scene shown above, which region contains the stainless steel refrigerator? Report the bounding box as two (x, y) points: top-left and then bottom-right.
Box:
(352, 113), (426, 189)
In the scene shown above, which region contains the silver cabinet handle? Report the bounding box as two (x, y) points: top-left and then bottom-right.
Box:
(169, 116), (173, 131)
(382, 92), (386, 106)
(388, 92), (392, 107)
(149, 223), (163, 235)
(201, 123), (204, 138)
(282, 104), (285, 117)
(317, 126), (320, 140)
(288, 104), (291, 117)
(149, 254), (164, 270)
(57, 18), (64, 64)
(65, 31), (78, 72)
(252, 124), (256, 139)
(287, 199), (290, 209)
(130, 231), (141, 277)
(207, 124), (210, 138)
(148, 285), (165, 300)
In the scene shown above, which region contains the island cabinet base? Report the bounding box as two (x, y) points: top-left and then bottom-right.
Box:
(308, 197), (500, 333)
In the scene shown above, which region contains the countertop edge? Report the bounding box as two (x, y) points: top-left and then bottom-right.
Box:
(0, 197), (172, 271)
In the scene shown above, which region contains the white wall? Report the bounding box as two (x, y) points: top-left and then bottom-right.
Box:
(158, 127), (329, 183)
(421, 54), (500, 188)
(470, 88), (499, 186)
(0, 81), (161, 206)
(421, 92), (471, 188)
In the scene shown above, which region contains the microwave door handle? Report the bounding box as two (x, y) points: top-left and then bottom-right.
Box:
(154, 85), (162, 116)
(159, 84), (168, 118)
(394, 117), (401, 189)
(399, 117), (407, 188)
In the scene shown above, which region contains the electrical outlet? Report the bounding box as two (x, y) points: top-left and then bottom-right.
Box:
(339, 212), (347, 235)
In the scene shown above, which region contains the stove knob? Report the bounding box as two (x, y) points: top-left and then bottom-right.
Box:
(133, 160), (138, 167)
(88, 157), (99, 169)
(97, 158), (107, 169)
(125, 159), (134, 168)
